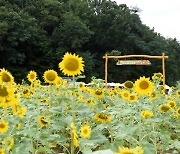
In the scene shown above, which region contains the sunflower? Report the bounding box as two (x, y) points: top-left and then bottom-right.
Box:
(0, 68), (14, 85)
(17, 107), (26, 118)
(80, 124), (91, 138)
(149, 91), (158, 100)
(27, 70), (37, 83)
(167, 101), (176, 109)
(176, 90), (180, 97)
(176, 108), (180, 117)
(38, 116), (50, 127)
(2, 137), (14, 149)
(93, 89), (104, 98)
(43, 69), (58, 84)
(128, 94), (138, 102)
(159, 104), (170, 112)
(59, 52), (84, 76)
(94, 113), (110, 123)
(0, 148), (5, 154)
(54, 76), (63, 85)
(121, 89), (130, 100)
(141, 110), (154, 119)
(134, 76), (154, 95)
(0, 120), (9, 133)
(124, 80), (134, 89)
(115, 147), (136, 154)
(78, 82), (85, 89)
(22, 89), (31, 98)
(0, 86), (9, 98)
(152, 72), (163, 81)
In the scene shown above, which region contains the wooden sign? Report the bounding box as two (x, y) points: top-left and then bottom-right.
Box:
(116, 60), (151, 65)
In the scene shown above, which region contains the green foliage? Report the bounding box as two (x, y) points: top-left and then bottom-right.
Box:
(0, 0), (179, 84)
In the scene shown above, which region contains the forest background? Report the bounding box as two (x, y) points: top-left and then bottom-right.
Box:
(0, 0), (179, 85)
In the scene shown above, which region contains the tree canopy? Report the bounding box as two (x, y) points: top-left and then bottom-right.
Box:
(0, 0), (179, 85)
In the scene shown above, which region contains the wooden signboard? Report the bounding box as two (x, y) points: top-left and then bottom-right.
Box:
(116, 60), (151, 65)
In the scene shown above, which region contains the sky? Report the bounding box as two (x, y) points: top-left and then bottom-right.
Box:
(114, 0), (180, 41)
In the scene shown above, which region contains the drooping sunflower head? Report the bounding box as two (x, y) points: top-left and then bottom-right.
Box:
(27, 70), (37, 83)
(0, 68), (14, 85)
(80, 124), (91, 138)
(134, 76), (154, 95)
(54, 76), (63, 85)
(38, 116), (50, 127)
(94, 113), (110, 123)
(0, 120), (9, 133)
(124, 80), (134, 89)
(43, 69), (58, 84)
(59, 52), (84, 76)
(159, 104), (170, 112)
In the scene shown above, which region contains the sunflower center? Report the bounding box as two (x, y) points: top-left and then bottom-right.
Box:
(65, 58), (79, 71)
(2, 73), (11, 82)
(161, 106), (170, 112)
(169, 102), (175, 108)
(123, 93), (129, 97)
(130, 95), (135, 100)
(98, 114), (108, 120)
(30, 74), (35, 79)
(23, 90), (29, 94)
(0, 86), (8, 97)
(46, 73), (56, 81)
(83, 129), (88, 134)
(151, 92), (156, 97)
(95, 90), (102, 95)
(0, 123), (5, 129)
(139, 81), (149, 89)
(41, 118), (48, 125)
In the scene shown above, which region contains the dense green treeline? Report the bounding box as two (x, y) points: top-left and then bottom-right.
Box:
(0, 0), (179, 85)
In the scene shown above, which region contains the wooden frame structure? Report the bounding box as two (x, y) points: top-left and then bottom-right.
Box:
(103, 53), (168, 89)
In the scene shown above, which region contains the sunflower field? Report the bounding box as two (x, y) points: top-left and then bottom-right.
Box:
(0, 53), (180, 154)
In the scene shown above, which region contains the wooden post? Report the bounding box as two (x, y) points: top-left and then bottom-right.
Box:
(105, 54), (108, 84)
(162, 53), (166, 93)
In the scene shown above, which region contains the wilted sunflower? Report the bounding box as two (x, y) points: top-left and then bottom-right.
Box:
(59, 52), (84, 76)
(2, 137), (14, 149)
(38, 116), (50, 127)
(43, 69), (58, 84)
(94, 113), (110, 123)
(0, 68), (14, 85)
(134, 76), (154, 95)
(27, 70), (37, 83)
(159, 104), (170, 112)
(115, 146), (136, 154)
(124, 80), (134, 89)
(0, 120), (9, 133)
(141, 110), (154, 119)
(80, 124), (91, 138)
